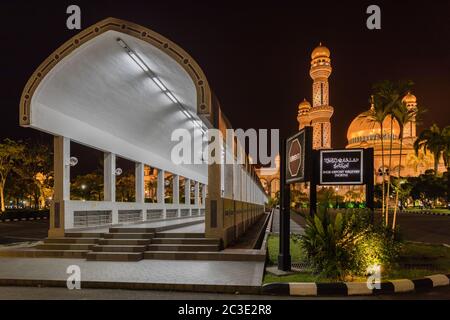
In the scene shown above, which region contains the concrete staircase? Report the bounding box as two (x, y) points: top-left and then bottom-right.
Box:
(30, 233), (103, 258)
(0, 218), (229, 261)
(86, 220), (216, 262)
(86, 231), (154, 261)
(143, 232), (221, 260)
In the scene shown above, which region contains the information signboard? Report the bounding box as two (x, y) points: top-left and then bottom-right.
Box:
(319, 149), (364, 185)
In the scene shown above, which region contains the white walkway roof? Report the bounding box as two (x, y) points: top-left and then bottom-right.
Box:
(21, 18), (212, 184)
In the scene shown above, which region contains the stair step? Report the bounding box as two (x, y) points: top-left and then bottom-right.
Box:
(44, 238), (100, 244)
(143, 251), (265, 262)
(92, 245), (147, 252)
(36, 243), (95, 250)
(65, 232), (103, 238)
(155, 233), (205, 238)
(102, 233), (154, 239)
(151, 238), (220, 245)
(146, 244), (220, 252)
(0, 249), (88, 259)
(86, 252), (143, 261)
(99, 239), (151, 245)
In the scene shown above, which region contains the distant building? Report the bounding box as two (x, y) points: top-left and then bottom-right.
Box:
(257, 44), (445, 199)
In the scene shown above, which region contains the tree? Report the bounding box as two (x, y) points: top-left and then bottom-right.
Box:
(358, 95), (390, 221)
(442, 126), (450, 172)
(391, 100), (418, 230)
(372, 81), (413, 225)
(0, 139), (25, 212)
(15, 141), (53, 209)
(116, 174), (135, 202)
(414, 124), (449, 176)
(362, 80), (413, 225)
(408, 170), (447, 207)
(71, 172), (103, 201)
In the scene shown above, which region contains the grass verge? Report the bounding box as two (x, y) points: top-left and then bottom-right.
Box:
(264, 235), (450, 284)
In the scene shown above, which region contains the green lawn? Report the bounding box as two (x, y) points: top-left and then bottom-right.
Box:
(404, 208), (450, 215)
(264, 236), (450, 284)
(267, 234), (306, 264)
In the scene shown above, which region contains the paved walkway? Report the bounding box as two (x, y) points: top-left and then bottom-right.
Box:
(0, 257), (264, 287)
(161, 223), (204, 233)
(271, 210), (304, 235)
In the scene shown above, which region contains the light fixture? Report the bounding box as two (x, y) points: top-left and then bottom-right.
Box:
(68, 156), (78, 167)
(152, 77), (167, 91)
(116, 37), (208, 135)
(166, 91), (178, 104)
(129, 52), (149, 72)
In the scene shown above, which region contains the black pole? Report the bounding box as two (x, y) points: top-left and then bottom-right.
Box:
(365, 148), (375, 224)
(278, 136), (291, 271)
(309, 150), (318, 217)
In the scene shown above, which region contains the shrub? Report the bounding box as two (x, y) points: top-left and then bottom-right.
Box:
(300, 208), (401, 280)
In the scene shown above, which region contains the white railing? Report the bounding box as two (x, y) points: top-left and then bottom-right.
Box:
(64, 200), (205, 230)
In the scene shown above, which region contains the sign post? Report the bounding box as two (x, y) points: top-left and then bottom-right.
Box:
(278, 128), (374, 272)
(278, 127), (312, 271)
(278, 135), (291, 271)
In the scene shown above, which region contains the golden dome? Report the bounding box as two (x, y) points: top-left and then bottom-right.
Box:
(402, 92), (417, 104)
(311, 43), (330, 60)
(347, 111), (400, 144)
(298, 98), (311, 110)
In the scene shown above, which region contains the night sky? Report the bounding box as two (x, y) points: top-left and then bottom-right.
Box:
(1, 0), (449, 151)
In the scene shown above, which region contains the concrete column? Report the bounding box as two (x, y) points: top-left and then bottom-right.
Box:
(104, 152), (117, 224)
(49, 136), (70, 238)
(185, 178), (191, 205)
(202, 184), (207, 206)
(104, 153), (116, 202)
(135, 162), (145, 204)
(173, 175), (179, 204)
(194, 181), (200, 205)
(157, 169), (165, 204)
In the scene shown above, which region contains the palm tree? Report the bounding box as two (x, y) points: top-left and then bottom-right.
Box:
(371, 80), (413, 224)
(391, 102), (418, 230)
(414, 124), (448, 176)
(442, 126), (450, 172)
(358, 95), (390, 223)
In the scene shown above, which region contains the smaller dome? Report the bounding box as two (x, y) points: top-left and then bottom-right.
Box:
(402, 92), (417, 104)
(311, 43), (330, 60)
(298, 98), (311, 110)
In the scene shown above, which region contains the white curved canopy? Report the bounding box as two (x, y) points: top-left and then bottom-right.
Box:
(30, 30), (207, 183)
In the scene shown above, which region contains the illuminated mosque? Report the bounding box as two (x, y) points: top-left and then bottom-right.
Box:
(256, 43), (445, 199)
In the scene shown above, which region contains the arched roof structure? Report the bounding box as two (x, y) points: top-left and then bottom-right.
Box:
(19, 18), (214, 183)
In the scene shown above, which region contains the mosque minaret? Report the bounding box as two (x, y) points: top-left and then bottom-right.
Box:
(297, 43), (334, 149)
